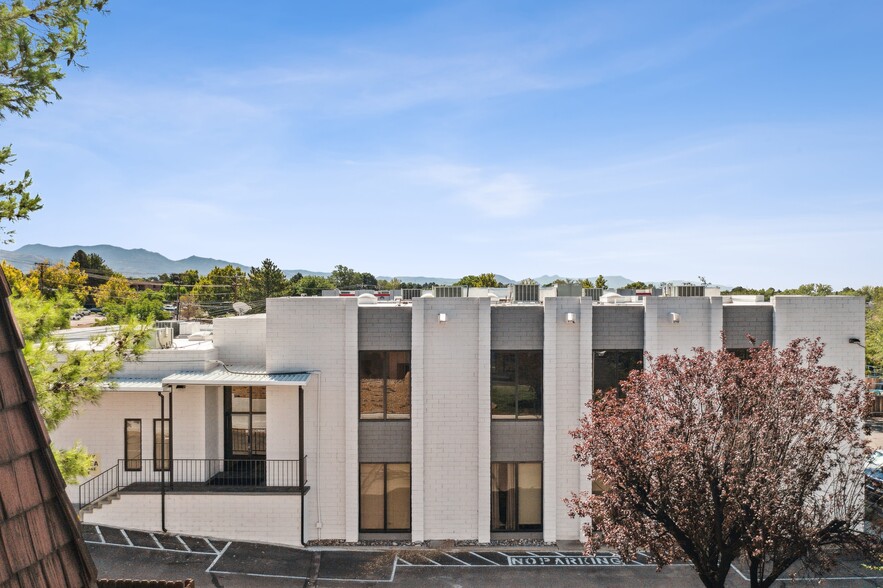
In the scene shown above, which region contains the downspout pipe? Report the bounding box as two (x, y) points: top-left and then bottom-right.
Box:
(299, 385), (305, 547)
(158, 389), (167, 532)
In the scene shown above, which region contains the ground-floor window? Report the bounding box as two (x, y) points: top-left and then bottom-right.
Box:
(359, 463), (411, 532)
(153, 418), (170, 471)
(491, 462), (542, 531)
(124, 419), (142, 471)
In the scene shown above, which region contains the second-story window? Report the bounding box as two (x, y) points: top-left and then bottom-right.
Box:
(592, 350), (643, 400)
(360, 351), (411, 419)
(491, 350), (542, 419)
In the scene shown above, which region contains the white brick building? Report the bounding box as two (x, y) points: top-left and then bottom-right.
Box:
(53, 290), (866, 546)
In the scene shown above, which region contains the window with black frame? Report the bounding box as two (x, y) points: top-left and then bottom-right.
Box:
(359, 463), (411, 532)
(359, 351), (411, 419)
(124, 419), (141, 471)
(491, 462), (542, 531)
(153, 418), (170, 471)
(491, 350), (542, 419)
(592, 350), (643, 400)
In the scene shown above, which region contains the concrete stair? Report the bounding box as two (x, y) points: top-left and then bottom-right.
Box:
(80, 490), (120, 515)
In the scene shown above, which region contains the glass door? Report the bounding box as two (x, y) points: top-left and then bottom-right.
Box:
(224, 386), (267, 484)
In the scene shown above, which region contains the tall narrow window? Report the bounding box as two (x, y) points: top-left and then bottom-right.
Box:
(491, 462), (542, 531)
(124, 419), (141, 471)
(491, 351), (542, 419)
(359, 351), (411, 419)
(359, 463), (411, 532)
(153, 418), (170, 471)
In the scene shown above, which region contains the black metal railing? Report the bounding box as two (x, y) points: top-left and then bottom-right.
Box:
(78, 457), (306, 513)
(79, 462), (120, 512)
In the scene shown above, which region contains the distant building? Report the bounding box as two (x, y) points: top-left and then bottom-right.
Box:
(55, 287), (866, 546)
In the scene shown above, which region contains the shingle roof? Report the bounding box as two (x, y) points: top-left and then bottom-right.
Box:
(0, 271), (98, 588)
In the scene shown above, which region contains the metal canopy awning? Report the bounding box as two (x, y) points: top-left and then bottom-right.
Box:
(162, 365), (312, 387)
(102, 378), (164, 392)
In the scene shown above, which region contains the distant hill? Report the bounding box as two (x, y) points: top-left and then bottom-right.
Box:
(0, 244), (647, 287)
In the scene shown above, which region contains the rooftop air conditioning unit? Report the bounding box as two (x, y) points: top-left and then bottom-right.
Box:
(583, 288), (604, 301)
(155, 320), (180, 337)
(557, 283), (582, 297)
(402, 288), (423, 300)
(671, 285), (706, 297)
(511, 284), (539, 302)
(433, 286), (464, 298)
(149, 327), (174, 350)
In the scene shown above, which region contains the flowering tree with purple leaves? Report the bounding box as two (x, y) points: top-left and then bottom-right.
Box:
(567, 338), (880, 588)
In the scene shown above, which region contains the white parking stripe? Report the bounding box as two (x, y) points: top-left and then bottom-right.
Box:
(443, 553), (470, 565)
(94, 526), (106, 544)
(469, 552), (500, 565)
(395, 557), (412, 566)
(419, 554), (442, 565)
(177, 536), (191, 552)
(150, 533), (164, 549)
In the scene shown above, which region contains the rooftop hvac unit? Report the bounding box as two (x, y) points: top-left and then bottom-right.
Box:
(511, 284), (539, 302)
(402, 288), (423, 300)
(433, 286), (464, 298)
(557, 283), (582, 297)
(583, 288), (604, 301)
(155, 320), (180, 337)
(666, 285), (706, 297)
(149, 327), (174, 350)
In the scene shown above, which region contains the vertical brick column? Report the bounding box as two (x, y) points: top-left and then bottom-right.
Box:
(478, 298), (491, 543)
(410, 299), (425, 542)
(542, 298), (558, 543)
(345, 301), (359, 542)
(577, 297), (593, 541)
(709, 297), (723, 351)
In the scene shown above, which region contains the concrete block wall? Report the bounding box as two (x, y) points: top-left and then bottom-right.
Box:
(592, 306), (644, 349)
(413, 298), (489, 541)
(722, 305), (773, 348)
(490, 421), (543, 461)
(359, 307), (412, 350)
(266, 297), (358, 542)
(359, 421), (410, 462)
(117, 348), (217, 378)
(491, 306), (543, 350)
(82, 493), (302, 546)
(643, 297), (723, 357)
(204, 386), (222, 460)
(214, 315), (267, 365)
(772, 296), (866, 376)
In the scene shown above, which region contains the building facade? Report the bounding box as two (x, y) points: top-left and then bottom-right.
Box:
(53, 292), (866, 546)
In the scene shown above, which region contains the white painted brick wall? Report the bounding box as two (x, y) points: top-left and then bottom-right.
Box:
(644, 297), (722, 357)
(416, 298), (483, 540)
(82, 493), (302, 546)
(772, 296), (866, 377)
(214, 314), (267, 365)
(265, 297), (357, 542)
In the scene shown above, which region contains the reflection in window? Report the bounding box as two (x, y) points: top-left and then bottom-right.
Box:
(359, 351), (411, 419)
(124, 419), (141, 471)
(360, 463), (411, 532)
(592, 350), (643, 400)
(491, 462), (542, 531)
(153, 419), (170, 471)
(491, 351), (542, 419)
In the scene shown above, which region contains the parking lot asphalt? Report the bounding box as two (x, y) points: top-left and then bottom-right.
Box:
(84, 524), (883, 587)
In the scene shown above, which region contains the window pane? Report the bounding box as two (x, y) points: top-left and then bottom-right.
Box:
(251, 386), (267, 413)
(492, 351), (518, 418)
(231, 386), (251, 412)
(517, 463), (543, 529)
(360, 464), (385, 530)
(251, 414), (267, 456)
(125, 420), (141, 471)
(386, 352), (410, 418)
(230, 414), (250, 456)
(386, 464), (411, 530)
(360, 352), (385, 419)
(517, 352), (542, 418)
(491, 463), (516, 531)
(153, 419), (170, 471)
(593, 350), (643, 399)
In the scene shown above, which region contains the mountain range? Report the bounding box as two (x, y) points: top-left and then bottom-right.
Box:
(0, 243), (642, 287)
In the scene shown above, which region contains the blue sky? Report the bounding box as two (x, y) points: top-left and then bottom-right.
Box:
(4, 0), (882, 287)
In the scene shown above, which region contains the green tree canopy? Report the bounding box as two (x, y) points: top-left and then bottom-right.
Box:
(455, 273), (501, 287)
(331, 264), (360, 289)
(245, 258), (289, 302)
(192, 264), (246, 305)
(291, 274), (334, 296)
(594, 274), (608, 289)
(0, 0), (108, 241)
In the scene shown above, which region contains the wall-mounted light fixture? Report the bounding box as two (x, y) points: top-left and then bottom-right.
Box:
(565, 312), (576, 323)
(849, 337), (865, 348)
(669, 312), (681, 324)
(438, 313), (447, 323)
